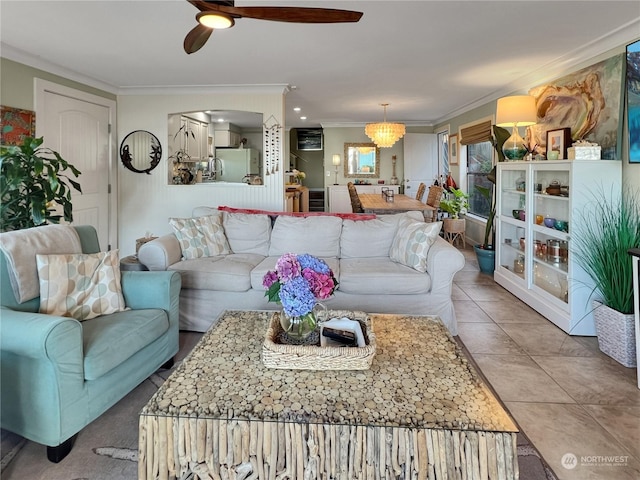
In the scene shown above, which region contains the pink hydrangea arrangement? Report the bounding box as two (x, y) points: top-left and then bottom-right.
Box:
(263, 253), (337, 317)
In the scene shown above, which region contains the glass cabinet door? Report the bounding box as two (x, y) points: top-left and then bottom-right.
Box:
(497, 165), (528, 280)
(531, 165), (570, 306)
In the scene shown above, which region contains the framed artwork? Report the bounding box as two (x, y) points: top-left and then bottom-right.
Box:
(627, 39), (640, 163)
(1, 106), (36, 145)
(528, 54), (624, 160)
(296, 128), (323, 151)
(546, 127), (571, 159)
(449, 134), (459, 165)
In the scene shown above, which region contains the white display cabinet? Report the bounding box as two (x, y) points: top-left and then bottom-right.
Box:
(494, 160), (621, 335)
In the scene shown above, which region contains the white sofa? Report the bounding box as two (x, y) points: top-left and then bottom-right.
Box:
(138, 208), (465, 334)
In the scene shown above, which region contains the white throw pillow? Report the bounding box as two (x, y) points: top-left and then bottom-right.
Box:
(37, 250), (127, 321)
(170, 214), (230, 260)
(389, 220), (442, 272)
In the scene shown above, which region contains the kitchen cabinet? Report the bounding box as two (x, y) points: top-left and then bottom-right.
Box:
(168, 115), (208, 161)
(327, 185), (399, 213)
(214, 130), (242, 148)
(494, 160), (621, 335)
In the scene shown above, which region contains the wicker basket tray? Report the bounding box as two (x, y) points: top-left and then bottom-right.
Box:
(262, 310), (376, 370)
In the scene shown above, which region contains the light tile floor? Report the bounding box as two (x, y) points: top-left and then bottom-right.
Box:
(453, 245), (640, 480)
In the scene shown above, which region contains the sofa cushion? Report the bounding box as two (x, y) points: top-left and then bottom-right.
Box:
(340, 212), (424, 258)
(169, 253), (265, 291)
(339, 257), (431, 294)
(269, 216), (343, 258)
(218, 205), (377, 221)
(223, 213), (272, 255)
(251, 256), (340, 291)
(36, 250), (127, 321)
(390, 220), (442, 272)
(169, 214), (230, 260)
(82, 308), (168, 380)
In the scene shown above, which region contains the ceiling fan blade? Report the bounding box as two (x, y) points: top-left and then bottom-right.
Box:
(184, 24), (213, 54)
(215, 5), (363, 23)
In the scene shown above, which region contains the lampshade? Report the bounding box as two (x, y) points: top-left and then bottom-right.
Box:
(495, 95), (537, 127)
(197, 12), (235, 29)
(495, 95), (537, 160)
(365, 104), (406, 148)
(332, 154), (341, 166)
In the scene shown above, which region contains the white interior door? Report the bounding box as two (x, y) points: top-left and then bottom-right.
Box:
(35, 80), (116, 250)
(403, 133), (437, 198)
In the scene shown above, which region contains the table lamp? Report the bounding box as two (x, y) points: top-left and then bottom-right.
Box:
(496, 95), (537, 160)
(332, 154), (341, 185)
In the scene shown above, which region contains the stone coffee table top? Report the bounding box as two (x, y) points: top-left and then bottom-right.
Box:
(142, 310), (517, 434)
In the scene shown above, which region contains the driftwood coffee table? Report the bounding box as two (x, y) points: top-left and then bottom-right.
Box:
(139, 310), (518, 480)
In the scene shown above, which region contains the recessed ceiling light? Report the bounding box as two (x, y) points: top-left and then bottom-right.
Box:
(300, 116), (307, 120)
(293, 107), (301, 112)
(217, 118), (224, 122)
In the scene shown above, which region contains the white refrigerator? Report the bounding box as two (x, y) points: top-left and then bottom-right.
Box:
(216, 148), (260, 182)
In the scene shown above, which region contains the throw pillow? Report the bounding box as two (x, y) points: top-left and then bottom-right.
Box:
(37, 250), (127, 321)
(390, 220), (442, 272)
(169, 214), (230, 260)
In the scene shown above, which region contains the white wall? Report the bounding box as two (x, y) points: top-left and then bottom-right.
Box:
(116, 89), (285, 256)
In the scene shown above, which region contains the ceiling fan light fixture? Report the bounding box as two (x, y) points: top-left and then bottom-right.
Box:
(365, 104), (405, 148)
(197, 12), (235, 29)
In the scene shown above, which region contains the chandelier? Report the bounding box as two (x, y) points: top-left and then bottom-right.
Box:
(365, 103), (406, 148)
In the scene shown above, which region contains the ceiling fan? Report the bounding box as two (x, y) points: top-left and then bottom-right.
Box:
(184, 0), (363, 54)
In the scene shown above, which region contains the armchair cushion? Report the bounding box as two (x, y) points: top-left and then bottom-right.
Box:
(36, 250), (127, 321)
(82, 308), (169, 380)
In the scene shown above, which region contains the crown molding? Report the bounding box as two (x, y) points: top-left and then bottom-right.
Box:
(321, 121), (434, 128)
(117, 84), (290, 96)
(1, 43), (119, 94)
(436, 18), (640, 125)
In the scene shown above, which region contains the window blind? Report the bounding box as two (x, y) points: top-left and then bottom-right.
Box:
(459, 120), (492, 145)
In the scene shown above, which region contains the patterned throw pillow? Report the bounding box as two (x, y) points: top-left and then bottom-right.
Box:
(389, 220), (442, 272)
(37, 250), (127, 321)
(169, 215), (230, 260)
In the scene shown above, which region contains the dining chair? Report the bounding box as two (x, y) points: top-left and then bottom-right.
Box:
(347, 182), (364, 213)
(425, 185), (445, 222)
(415, 182), (427, 202)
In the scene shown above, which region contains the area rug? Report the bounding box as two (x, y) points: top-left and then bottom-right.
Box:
(1, 333), (557, 480)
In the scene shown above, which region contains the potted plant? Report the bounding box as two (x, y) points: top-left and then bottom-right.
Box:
(471, 125), (510, 273)
(0, 137), (82, 232)
(572, 186), (640, 367)
(473, 184), (496, 273)
(439, 187), (470, 243)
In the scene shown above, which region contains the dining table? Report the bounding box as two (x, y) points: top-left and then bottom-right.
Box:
(358, 193), (436, 215)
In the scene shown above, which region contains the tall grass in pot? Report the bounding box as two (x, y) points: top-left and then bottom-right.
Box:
(573, 185), (640, 366)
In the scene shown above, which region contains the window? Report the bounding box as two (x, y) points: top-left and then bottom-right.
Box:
(466, 142), (493, 217)
(459, 118), (493, 218)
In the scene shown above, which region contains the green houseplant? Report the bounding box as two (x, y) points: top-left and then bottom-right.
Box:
(572, 186), (640, 367)
(439, 187), (469, 219)
(439, 187), (470, 247)
(0, 137), (82, 232)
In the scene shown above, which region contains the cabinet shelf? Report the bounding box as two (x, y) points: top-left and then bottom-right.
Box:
(494, 160), (622, 336)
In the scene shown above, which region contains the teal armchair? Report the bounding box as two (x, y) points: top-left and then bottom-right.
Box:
(0, 225), (181, 462)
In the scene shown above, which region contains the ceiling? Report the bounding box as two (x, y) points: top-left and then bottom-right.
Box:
(1, 1), (639, 129)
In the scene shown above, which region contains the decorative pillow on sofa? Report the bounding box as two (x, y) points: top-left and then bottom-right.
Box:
(36, 250), (127, 321)
(389, 220), (442, 272)
(169, 214), (230, 260)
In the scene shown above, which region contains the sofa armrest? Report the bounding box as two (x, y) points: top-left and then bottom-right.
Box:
(426, 237), (465, 295)
(137, 234), (182, 271)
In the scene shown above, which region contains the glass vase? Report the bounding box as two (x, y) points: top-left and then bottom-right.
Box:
(280, 311), (317, 340)
(279, 304), (327, 341)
